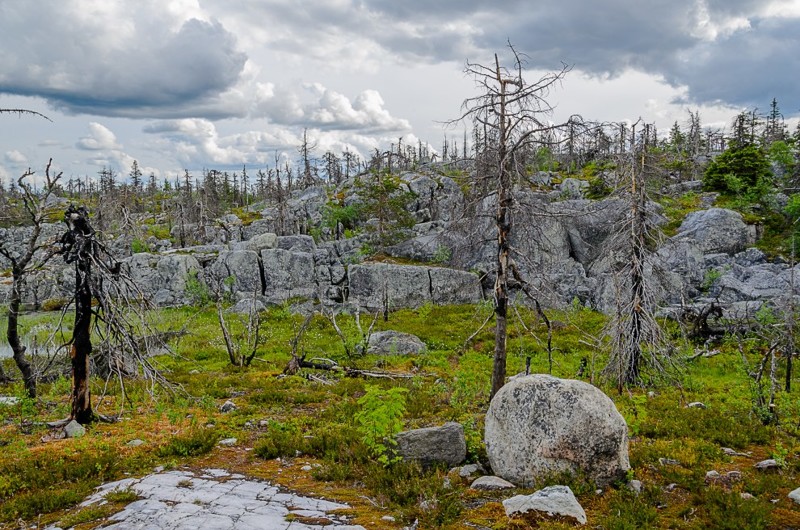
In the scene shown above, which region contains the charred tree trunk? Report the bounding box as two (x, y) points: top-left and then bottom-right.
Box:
(71, 256), (93, 423)
(62, 205), (96, 424)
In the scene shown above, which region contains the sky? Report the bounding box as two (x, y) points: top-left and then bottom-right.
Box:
(1, 0), (799, 186)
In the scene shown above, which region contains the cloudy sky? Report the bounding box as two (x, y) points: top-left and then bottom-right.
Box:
(1, 0), (798, 185)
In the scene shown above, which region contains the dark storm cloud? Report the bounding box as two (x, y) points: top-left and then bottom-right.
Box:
(665, 16), (800, 110)
(251, 0), (795, 114)
(0, 5), (246, 118)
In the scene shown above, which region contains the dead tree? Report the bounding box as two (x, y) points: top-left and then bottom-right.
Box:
(452, 44), (571, 399)
(603, 122), (680, 390)
(0, 161), (62, 396)
(60, 204), (173, 422)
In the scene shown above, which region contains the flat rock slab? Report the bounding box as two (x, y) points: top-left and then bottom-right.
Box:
(45, 468), (365, 530)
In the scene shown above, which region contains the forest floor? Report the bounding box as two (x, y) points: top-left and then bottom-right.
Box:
(2, 303), (800, 529)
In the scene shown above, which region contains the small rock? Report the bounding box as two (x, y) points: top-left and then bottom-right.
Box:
(64, 420), (86, 438)
(628, 480), (643, 494)
(705, 470), (721, 484)
(301, 465), (313, 471)
(647, 391), (656, 399)
(503, 485), (587, 525)
(687, 402), (707, 409)
(457, 463), (485, 478)
(741, 492), (755, 500)
(788, 487), (800, 504)
(219, 400), (237, 413)
(665, 483), (678, 492)
(218, 438), (237, 447)
(126, 439), (145, 447)
(244, 421), (253, 428)
(726, 470), (742, 482)
(722, 447), (749, 457)
(470, 476), (515, 491)
(0, 396), (20, 406)
(259, 419), (270, 427)
(381, 516), (396, 522)
(659, 458), (681, 466)
(754, 459), (779, 471)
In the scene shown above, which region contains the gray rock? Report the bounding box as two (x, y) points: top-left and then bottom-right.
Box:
(396, 422), (466, 467)
(229, 298), (265, 314)
(64, 420), (86, 438)
(628, 480), (643, 494)
(348, 264), (431, 310)
(219, 400), (237, 413)
(687, 402), (707, 409)
(485, 375), (629, 487)
(457, 463), (485, 478)
(218, 438), (237, 447)
(560, 178), (589, 199)
(754, 459), (779, 471)
(429, 267), (483, 305)
(276, 235), (316, 254)
(503, 485), (587, 525)
(788, 487), (800, 504)
(236, 232), (278, 253)
(676, 208), (750, 255)
(367, 331), (427, 356)
(208, 250), (263, 300)
(126, 439), (145, 447)
(470, 476), (515, 490)
(261, 248), (317, 304)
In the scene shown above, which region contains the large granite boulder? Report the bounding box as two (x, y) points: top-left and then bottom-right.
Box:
(124, 252), (203, 306)
(485, 375), (629, 487)
(208, 250), (263, 299)
(261, 248), (317, 304)
(395, 422), (466, 467)
(348, 264), (431, 309)
(367, 331), (427, 355)
(675, 208), (750, 255)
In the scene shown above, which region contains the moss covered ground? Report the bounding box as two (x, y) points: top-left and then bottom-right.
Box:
(1, 303), (800, 529)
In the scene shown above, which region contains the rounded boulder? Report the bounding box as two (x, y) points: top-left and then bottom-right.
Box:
(485, 374), (629, 487)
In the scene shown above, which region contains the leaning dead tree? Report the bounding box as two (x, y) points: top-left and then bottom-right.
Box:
(0, 161), (62, 395)
(452, 44), (573, 399)
(60, 205), (174, 423)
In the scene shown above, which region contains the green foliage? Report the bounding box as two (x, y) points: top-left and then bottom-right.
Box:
(184, 270), (211, 307)
(768, 139), (796, 179)
(354, 384), (408, 465)
(431, 245), (452, 264)
(156, 428), (220, 457)
(354, 171), (416, 247)
(323, 202), (361, 233)
(131, 238), (148, 254)
(253, 420), (303, 459)
(703, 144), (772, 200)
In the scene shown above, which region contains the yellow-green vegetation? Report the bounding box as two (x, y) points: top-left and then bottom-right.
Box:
(2, 303), (800, 529)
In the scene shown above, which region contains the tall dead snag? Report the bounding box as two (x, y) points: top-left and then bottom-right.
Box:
(61, 205), (96, 423)
(603, 122), (679, 390)
(453, 44), (570, 399)
(0, 161), (62, 397)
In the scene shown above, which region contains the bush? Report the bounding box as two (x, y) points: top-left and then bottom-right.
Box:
(703, 145), (772, 198)
(156, 428), (219, 457)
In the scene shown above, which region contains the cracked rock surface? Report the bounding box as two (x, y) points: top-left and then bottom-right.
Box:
(46, 468), (365, 530)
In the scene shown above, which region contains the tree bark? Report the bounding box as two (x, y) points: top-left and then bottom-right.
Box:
(7, 267), (36, 398)
(71, 257), (93, 423)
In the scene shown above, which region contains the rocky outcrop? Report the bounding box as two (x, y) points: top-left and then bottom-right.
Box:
(348, 263), (482, 310)
(395, 422), (466, 467)
(485, 375), (629, 487)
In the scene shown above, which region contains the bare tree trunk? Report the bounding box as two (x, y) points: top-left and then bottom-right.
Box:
(624, 152), (646, 386)
(70, 252), (94, 423)
(491, 54), (511, 400)
(7, 273), (36, 397)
